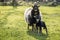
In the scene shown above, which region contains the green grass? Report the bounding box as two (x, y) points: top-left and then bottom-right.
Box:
(0, 6), (60, 40)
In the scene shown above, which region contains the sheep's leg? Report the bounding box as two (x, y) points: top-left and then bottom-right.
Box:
(45, 27), (48, 35)
(36, 24), (38, 33)
(28, 24), (29, 30)
(32, 25), (34, 31)
(36, 25), (38, 33)
(34, 24), (36, 32)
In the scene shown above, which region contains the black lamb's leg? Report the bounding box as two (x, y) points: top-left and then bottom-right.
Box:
(39, 26), (42, 34)
(43, 22), (48, 35)
(39, 21), (42, 34)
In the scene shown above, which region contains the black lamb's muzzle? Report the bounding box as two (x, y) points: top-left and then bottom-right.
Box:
(34, 8), (38, 12)
(34, 15), (40, 23)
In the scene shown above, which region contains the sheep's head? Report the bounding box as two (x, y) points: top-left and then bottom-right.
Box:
(31, 5), (40, 23)
(32, 5), (39, 12)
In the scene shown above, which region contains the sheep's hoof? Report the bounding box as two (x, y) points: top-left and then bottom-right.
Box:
(37, 32), (42, 36)
(37, 32), (40, 35)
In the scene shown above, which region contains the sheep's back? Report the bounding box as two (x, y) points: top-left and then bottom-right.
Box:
(24, 8), (32, 23)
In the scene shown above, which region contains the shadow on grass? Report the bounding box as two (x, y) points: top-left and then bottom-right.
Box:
(27, 29), (49, 40)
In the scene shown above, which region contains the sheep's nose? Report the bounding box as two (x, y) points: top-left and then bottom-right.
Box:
(35, 10), (37, 11)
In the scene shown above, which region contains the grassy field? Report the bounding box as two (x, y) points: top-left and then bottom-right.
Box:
(0, 6), (60, 40)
